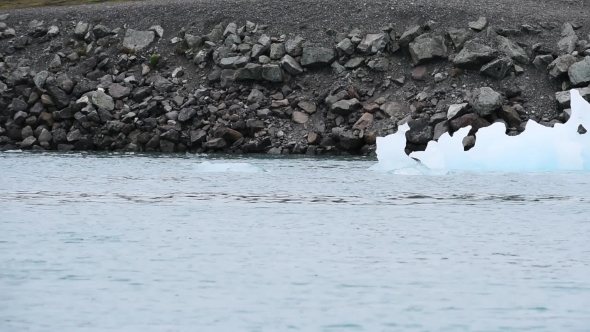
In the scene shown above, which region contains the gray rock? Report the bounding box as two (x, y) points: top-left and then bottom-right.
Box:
(108, 83), (131, 99)
(38, 129), (52, 143)
(235, 63), (263, 80)
(448, 28), (472, 50)
(285, 36), (305, 56)
(555, 88), (590, 108)
(499, 105), (522, 128)
(122, 29), (155, 52)
(49, 55), (62, 71)
(56, 74), (74, 93)
(258, 34), (271, 48)
(21, 136), (37, 149)
(330, 98), (362, 115)
(406, 119), (433, 145)
(292, 111), (309, 124)
(557, 23), (578, 54)
(533, 54), (554, 71)
(73, 79), (98, 97)
(344, 57), (364, 69)
(353, 113), (374, 130)
(203, 138), (227, 150)
(262, 64), (283, 82)
(258, 55), (271, 64)
(154, 76), (174, 93)
(13, 111), (28, 125)
(270, 43), (286, 60)
(447, 103), (469, 120)
(223, 23), (237, 37)
(247, 89), (265, 104)
(184, 34), (202, 50)
(381, 101), (408, 118)
(251, 43), (269, 58)
(339, 131), (363, 150)
(325, 90), (348, 107)
(190, 129), (207, 146)
(548, 55), (577, 79)
(92, 25), (111, 39)
(433, 120), (449, 140)
(161, 129), (180, 142)
(480, 57), (513, 79)
(205, 24), (223, 43)
(33, 71), (49, 89)
(178, 108), (197, 122)
(453, 41), (497, 67)
(331, 61), (346, 75)
(568, 56), (590, 86)
(367, 58), (389, 72)
(90, 90), (114, 111)
(281, 55), (303, 75)
(496, 36), (528, 64)
(409, 33), (447, 65)
(257, 109), (271, 118)
(298, 101), (317, 114)
(357, 33), (389, 54)
(336, 38), (355, 55)
(470, 87), (503, 116)
(46, 85), (69, 109)
(74, 22), (89, 39)
(67, 129), (82, 142)
(468, 17), (488, 31)
(399, 26), (422, 45)
(301, 46), (335, 67)
(47, 26), (59, 38)
(149, 25), (164, 38)
(220, 56), (250, 69)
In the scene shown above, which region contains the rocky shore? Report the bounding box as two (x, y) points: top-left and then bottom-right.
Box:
(1, 4), (590, 155)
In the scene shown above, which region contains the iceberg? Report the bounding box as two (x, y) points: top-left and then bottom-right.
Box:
(195, 161), (267, 173)
(372, 90), (590, 172)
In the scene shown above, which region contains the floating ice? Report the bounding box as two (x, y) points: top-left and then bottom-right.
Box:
(195, 161), (267, 173)
(372, 90), (590, 172)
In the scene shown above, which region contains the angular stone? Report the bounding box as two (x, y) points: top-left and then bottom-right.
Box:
(21, 136), (37, 149)
(46, 85), (69, 109)
(247, 89), (265, 104)
(450, 113), (491, 134)
(339, 131), (363, 150)
(33, 71), (49, 89)
(406, 119), (434, 145)
(262, 64), (283, 82)
(298, 101), (317, 114)
(448, 28), (472, 50)
(533, 54), (554, 71)
(381, 101), (408, 117)
(220, 56), (249, 69)
(301, 46), (335, 67)
(557, 23), (578, 55)
(496, 36), (528, 64)
(568, 56), (590, 86)
(345, 57), (364, 69)
(399, 26), (422, 45)
(108, 83), (131, 99)
(357, 33), (389, 54)
(480, 57), (513, 79)
(280, 55), (303, 75)
(223, 23), (237, 37)
(235, 63), (263, 80)
(470, 87), (503, 116)
(184, 34), (202, 50)
(453, 41), (497, 67)
(215, 127), (243, 143)
(203, 138), (227, 150)
(270, 43), (286, 60)
(447, 103), (469, 120)
(190, 129), (207, 146)
(548, 54), (577, 79)
(122, 29), (155, 52)
(409, 33), (447, 65)
(499, 105), (522, 128)
(154, 76), (174, 93)
(285, 36), (305, 56)
(178, 108), (197, 122)
(411, 66), (427, 80)
(352, 113), (374, 130)
(90, 90), (115, 111)
(469, 17), (488, 31)
(367, 58), (389, 72)
(336, 38), (355, 55)
(555, 87), (590, 109)
(331, 98), (362, 115)
(38, 128), (52, 143)
(74, 22), (89, 39)
(292, 111), (309, 124)
(433, 120), (449, 140)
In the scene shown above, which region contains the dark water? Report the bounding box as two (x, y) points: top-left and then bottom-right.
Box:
(1, 152), (589, 332)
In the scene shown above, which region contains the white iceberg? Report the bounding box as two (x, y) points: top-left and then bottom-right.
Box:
(372, 90), (590, 172)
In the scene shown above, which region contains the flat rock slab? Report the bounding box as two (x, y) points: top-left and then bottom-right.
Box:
(123, 29), (155, 52)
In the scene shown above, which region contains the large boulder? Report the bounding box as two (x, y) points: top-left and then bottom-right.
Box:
(548, 55), (577, 79)
(399, 26), (422, 45)
(453, 41), (497, 67)
(406, 119), (434, 145)
(555, 87), (590, 109)
(46, 85), (69, 109)
(122, 29), (155, 52)
(557, 23), (578, 55)
(447, 28), (472, 50)
(285, 36), (305, 56)
(496, 36), (528, 64)
(568, 57), (590, 86)
(281, 55), (303, 75)
(301, 46), (335, 67)
(90, 90), (114, 111)
(357, 33), (389, 54)
(408, 33), (447, 65)
(262, 64), (283, 82)
(470, 87), (503, 116)
(235, 63), (263, 80)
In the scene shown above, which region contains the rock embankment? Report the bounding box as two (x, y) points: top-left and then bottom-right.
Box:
(1, 11), (589, 154)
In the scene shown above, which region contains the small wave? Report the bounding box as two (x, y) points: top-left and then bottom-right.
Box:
(194, 161), (267, 173)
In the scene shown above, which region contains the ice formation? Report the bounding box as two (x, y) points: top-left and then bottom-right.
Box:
(372, 90), (590, 172)
(195, 161), (267, 173)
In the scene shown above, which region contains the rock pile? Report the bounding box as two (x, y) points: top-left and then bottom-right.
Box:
(1, 14), (589, 154)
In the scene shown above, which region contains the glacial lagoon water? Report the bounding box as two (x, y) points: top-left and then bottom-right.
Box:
(1, 152), (590, 332)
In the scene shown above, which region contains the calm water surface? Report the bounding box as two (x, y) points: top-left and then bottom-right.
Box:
(1, 152), (589, 332)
